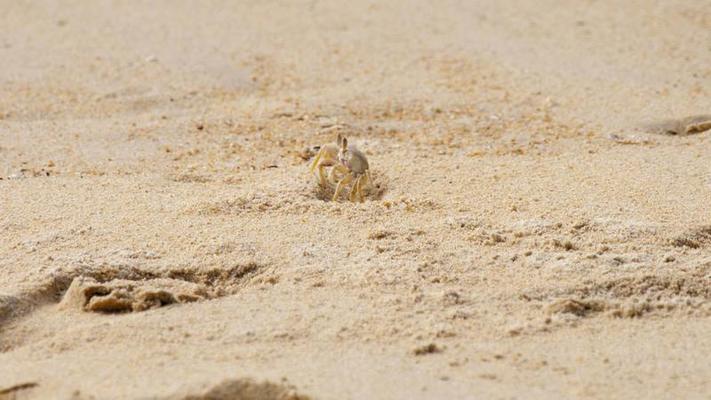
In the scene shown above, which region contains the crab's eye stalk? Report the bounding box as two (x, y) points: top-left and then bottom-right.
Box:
(341, 137), (348, 150)
(337, 133), (343, 146)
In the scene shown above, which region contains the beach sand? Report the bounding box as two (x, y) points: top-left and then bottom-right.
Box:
(1, 1), (710, 398)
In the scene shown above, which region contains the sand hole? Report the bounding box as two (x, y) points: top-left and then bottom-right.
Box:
(311, 170), (388, 202)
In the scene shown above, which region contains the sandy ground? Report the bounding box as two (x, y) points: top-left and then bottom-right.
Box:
(1, 1), (710, 399)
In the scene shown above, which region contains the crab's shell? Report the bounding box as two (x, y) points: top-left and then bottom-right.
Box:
(340, 146), (369, 175)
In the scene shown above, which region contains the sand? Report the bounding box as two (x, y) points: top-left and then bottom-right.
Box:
(1, 0), (710, 399)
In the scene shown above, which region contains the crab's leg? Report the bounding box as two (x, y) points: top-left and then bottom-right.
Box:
(309, 148), (325, 173)
(350, 174), (368, 202)
(328, 164), (349, 185)
(317, 164), (332, 187)
(349, 175), (361, 202)
(356, 173), (369, 202)
(332, 173), (354, 202)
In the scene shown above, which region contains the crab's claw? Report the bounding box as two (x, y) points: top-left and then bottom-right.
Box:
(309, 149), (323, 173)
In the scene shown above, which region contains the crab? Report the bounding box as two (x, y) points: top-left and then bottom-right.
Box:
(332, 136), (371, 202)
(308, 134), (371, 202)
(308, 134), (348, 187)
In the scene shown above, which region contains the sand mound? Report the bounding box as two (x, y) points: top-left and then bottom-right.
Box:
(545, 269), (711, 318)
(169, 379), (310, 400)
(55, 262), (268, 313)
(643, 115), (711, 136)
(0, 382), (38, 400)
(671, 225), (711, 249)
(59, 277), (209, 313)
(571, 271), (711, 300)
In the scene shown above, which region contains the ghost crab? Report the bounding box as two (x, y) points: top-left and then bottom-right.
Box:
(309, 134), (346, 187)
(309, 134), (371, 202)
